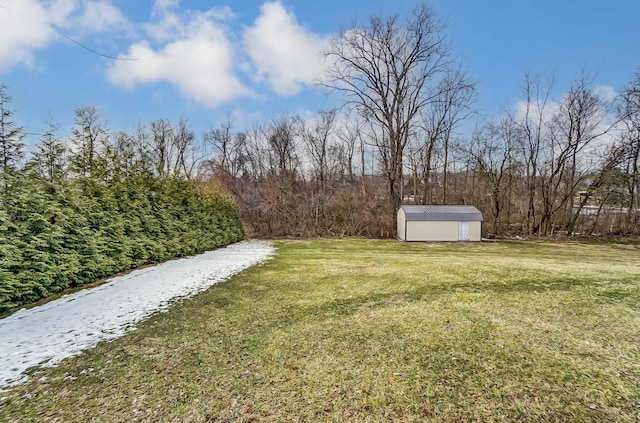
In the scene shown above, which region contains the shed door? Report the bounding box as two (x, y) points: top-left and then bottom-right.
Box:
(458, 221), (470, 241)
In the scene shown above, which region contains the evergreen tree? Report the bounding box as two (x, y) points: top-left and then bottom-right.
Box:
(0, 206), (21, 310)
(28, 119), (67, 189)
(0, 102), (244, 312)
(0, 84), (26, 195)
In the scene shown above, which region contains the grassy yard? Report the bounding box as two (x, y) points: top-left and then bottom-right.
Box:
(1, 239), (639, 422)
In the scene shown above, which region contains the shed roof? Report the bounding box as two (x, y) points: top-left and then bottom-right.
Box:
(400, 205), (483, 222)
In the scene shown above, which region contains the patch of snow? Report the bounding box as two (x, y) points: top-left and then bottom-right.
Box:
(0, 240), (275, 390)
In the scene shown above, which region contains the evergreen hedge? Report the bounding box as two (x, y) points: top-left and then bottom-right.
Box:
(0, 87), (245, 314)
(0, 176), (244, 313)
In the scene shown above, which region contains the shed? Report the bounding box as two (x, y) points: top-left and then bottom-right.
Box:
(397, 205), (483, 242)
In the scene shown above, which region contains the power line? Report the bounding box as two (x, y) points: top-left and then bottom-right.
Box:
(0, 4), (138, 62)
(53, 29), (139, 62)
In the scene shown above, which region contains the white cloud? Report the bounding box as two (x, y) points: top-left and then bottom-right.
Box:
(594, 85), (617, 103)
(515, 98), (561, 126)
(72, 0), (128, 34)
(1, 0), (328, 106)
(243, 1), (329, 96)
(152, 0), (180, 16)
(0, 0), (68, 70)
(142, 4), (233, 43)
(0, 0), (128, 71)
(108, 6), (252, 108)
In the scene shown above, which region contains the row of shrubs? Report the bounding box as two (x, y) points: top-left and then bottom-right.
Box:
(0, 176), (244, 313)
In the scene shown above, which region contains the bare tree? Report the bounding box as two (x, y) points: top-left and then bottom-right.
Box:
(507, 73), (555, 235)
(323, 4), (453, 215)
(201, 117), (251, 203)
(265, 115), (301, 180)
(412, 67), (475, 203)
(149, 119), (174, 178)
(464, 119), (519, 235)
(565, 142), (627, 236)
(69, 106), (108, 180)
(537, 75), (613, 235)
(335, 115), (369, 196)
(299, 110), (336, 190)
(109, 130), (138, 179)
(619, 71), (640, 231)
(171, 118), (197, 178)
(203, 116), (234, 179)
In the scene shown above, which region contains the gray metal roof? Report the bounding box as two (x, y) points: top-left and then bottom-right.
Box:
(400, 205), (483, 221)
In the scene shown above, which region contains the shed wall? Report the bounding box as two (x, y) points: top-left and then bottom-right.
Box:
(404, 220), (482, 241)
(397, 208), (407, 241)
(468, 221), (482, 241)
(406, 221), (458, 241)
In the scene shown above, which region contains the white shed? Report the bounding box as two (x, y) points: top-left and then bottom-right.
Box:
(397, 205), (483, 242)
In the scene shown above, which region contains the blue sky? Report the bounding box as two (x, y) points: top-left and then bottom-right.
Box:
(1, 0), (639, 145)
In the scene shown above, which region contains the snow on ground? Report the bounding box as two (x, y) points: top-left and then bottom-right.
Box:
(0, 240), (275, 390)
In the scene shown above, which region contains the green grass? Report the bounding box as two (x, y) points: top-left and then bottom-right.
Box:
(1, 239), (639, 422)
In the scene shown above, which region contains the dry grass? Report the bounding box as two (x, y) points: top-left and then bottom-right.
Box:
(1, 239), (639, 422)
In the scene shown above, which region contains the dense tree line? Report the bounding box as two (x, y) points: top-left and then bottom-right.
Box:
(200, 113), (389, 237)
(462, 73), (640, 237)
(201, 5), (639, 239)
(0, 86), (243, 312)
(203, 71), (639, 239)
